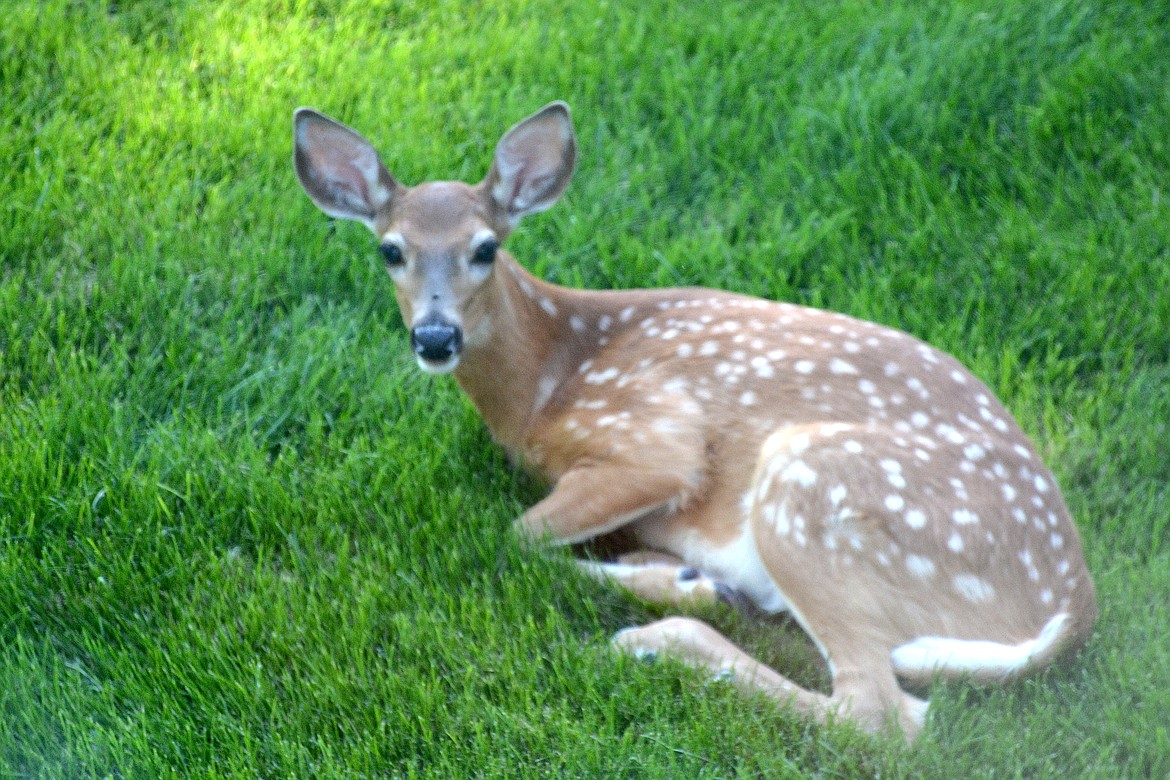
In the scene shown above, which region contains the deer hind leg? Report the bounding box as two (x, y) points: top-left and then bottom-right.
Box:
(612, 617), (836, 716)
(737, 422), (985, 737)
(611, 617), (926, 738)
(577, 552), (748, 609)
(613, 424), (948, 739)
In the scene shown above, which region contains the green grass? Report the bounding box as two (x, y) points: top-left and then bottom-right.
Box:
(2, 0), (1169, 775)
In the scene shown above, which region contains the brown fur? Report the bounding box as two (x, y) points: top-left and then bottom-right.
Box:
(293, 102), (1096, 740)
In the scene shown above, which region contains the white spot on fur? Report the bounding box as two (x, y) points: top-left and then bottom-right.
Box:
(952, 574), (995, 603)
(651, 417), (681, 435)
(788, 434), (811, 456)
(1018, 549), (1041, 582)
(936, 424), (966, 445)
(953, 509), (978, 525)
(829, 485), (847, 506)
(585, 367), (620, 384)
(906, 554), (936, 578)
(781, 460), (818, 487)
(762, 502), (786, 534)
(829, 358), (858, 375)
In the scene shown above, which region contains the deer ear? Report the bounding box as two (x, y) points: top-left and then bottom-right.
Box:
(485, 101), (577, 227)
(293, 108), (400, 229)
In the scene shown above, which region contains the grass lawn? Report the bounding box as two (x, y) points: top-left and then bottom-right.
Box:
(2, 0), (1169, 776)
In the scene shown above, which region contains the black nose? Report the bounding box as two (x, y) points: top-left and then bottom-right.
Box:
(410, 317), (463, 362)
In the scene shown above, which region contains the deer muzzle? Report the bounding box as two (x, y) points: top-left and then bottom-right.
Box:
(410, 314), (463, 373)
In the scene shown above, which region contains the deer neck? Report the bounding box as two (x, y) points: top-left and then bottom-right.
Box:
(452, 255), (584, 455)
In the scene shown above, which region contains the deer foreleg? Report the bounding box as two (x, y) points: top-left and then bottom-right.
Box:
(576, 557), (732, 608)
(515, 464), (693, 546)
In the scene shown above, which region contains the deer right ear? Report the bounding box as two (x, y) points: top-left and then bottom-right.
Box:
(293, 108), (400, 229)
(484, 101), (577, 229)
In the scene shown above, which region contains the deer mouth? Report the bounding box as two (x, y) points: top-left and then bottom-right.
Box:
(414, 352), (461, 374)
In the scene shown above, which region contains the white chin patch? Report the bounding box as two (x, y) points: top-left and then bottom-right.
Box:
(416, 353), (461, 374)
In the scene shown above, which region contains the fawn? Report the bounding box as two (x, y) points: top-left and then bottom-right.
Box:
(293, 101), (1096, 738)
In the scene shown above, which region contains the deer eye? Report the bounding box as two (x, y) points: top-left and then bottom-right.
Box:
(471, 239), (499, 265)
(380, 243), (404, 267)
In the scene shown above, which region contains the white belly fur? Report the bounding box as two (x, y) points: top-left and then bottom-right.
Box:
(640, 515), (789, 614)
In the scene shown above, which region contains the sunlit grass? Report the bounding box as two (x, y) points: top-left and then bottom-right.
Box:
(2, 0), (1169, 776)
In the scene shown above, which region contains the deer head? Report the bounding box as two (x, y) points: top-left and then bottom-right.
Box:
(293, 102), (577, 373)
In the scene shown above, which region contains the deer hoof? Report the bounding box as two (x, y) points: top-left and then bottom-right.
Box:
(714, 582), (755, 614)
(612, 626), (659, 662)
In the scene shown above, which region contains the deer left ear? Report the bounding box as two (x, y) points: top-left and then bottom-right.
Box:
(484, 101), (577, 228)
(293, 107), (401, 230)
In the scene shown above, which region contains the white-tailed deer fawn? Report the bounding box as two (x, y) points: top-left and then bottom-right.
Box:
(293, 101), (1096, 738)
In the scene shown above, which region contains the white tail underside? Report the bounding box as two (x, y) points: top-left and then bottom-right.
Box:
(891, 612), (1072, 681)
